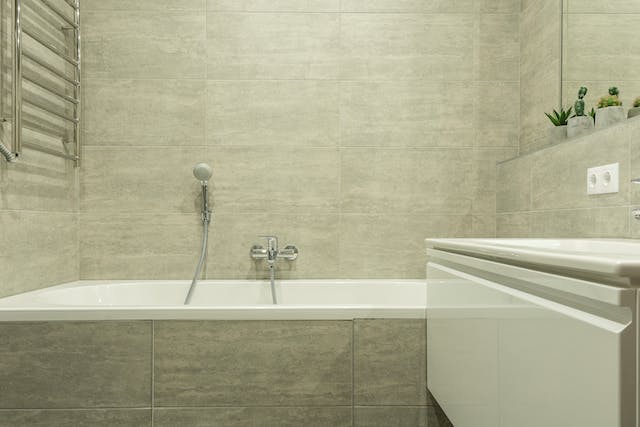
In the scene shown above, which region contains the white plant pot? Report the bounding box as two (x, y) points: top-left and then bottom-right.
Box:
(595, 106), (626, 129)
(567, 115), (594, 139)
(628, 107), (640, 119)
(547, 125), (567, 145)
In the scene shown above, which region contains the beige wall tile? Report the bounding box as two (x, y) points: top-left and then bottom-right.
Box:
(340, 82), (474, 148)
(354, 320), (426, 405)
(0, 211), (77, 298)
(0, 409), (151, 427)
(340, 148), (474, 214)
(0, 321), (151, 408)
(83, 79), (205, 146)
(497, 155), (531, 212)
(207, 0), (340, 12)
(566, 0), (640, 14)
(629, 122), (640, 203)
(472, 215), (497, 237)
(82, 0), (205, 10)
(154, 321), (352, 406)
(208, 146), (340, 214)
(82, 11), (206, 79)
(472, 149), (518, 214)
(496, 212), (531, 237)
(475, 14), (519, 81)
(530, 129), (629, 210)
(341, 0), (472, 13)
(339, 214), (472, 278)
(340, 14), (473, 81)
(476, 0), (521, 13)
(81, 147), (206, 214)
(207, 81), (339, 147)
(206, 213), (340, 279)
(529, 207), (630, 237)
(354, 407), (449, 427)
(476, 82), (520, 132)
(79, 214), (201, 279)
(154, 407), (350, 427)
(206, 12), (340, 80)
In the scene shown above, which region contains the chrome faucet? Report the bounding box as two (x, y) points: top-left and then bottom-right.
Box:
(250, 235), (298, 305)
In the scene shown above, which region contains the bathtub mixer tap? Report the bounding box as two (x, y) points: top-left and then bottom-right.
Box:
(250, 236), (298, 304)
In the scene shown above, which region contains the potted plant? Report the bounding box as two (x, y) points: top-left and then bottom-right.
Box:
(595, 87), (625, 128)
(628, 96), (640, 119)
(545, 106), (572, 144)
(567, 86), (594, 138)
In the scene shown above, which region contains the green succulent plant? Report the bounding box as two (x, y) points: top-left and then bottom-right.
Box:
(545, 106), (573, 126)
(597, 95), (622, 108)
(634, 96), (640, 108)
(589, 107), (596, 123)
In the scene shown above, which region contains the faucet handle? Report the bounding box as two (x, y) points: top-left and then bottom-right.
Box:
(258, 235), (278, 249)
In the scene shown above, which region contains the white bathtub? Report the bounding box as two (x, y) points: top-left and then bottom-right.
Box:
(0, 279), (426, 321)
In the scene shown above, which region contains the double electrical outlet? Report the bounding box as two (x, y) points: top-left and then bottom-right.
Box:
(586, 162), (619, 195)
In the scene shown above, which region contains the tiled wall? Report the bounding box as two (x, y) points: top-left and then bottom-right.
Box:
(0, 0), (79, 298)
(79, 0), (520, 280)
(497, 118), (640, 237)
(519, 0), (562, 154)
(0, 319), (452, 427)
(562, 1), (640, 111)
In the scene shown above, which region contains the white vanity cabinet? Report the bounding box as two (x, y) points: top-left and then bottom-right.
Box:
(426, 240), (640, 427)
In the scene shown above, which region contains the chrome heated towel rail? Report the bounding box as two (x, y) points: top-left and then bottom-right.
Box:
(1, 0), (80, 165)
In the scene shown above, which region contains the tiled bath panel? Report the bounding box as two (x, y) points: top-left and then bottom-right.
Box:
(0, 319), (454, 426)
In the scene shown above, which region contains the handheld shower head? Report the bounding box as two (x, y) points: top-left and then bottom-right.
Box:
(193, 162), (213, 183)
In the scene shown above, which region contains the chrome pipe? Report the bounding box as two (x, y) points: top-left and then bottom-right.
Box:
(23, 51), (79, 86)
(22, 27), (79, 67)
(23, 98), (79, 123)
(12, 0), (22, 158)
(23, 74), (78, 104)
(40, 0), (78, 29)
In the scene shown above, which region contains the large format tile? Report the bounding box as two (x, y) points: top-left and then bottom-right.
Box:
(207, 0), (340, 11)
(475, 14), (519, 81)
(0, 211), (77, 298)
(340, 148), (474, 214)
(207, 213), (340, 279)
(339, 82), (474, 148)
(497, 155), (531, 212)
(154, 407), (351, 427)
(565, 0), (640, 13)
(206, 12), (340, 79)
(0, 322), (151, 408)
(83, 79), (205, 146)
(354, 320), (426, 405)
(82, 0), (205, 10)
(208, 146), (340, 214)
(339, 214), (472, 278)
(496, 213), (531, 237)
(0, 409), (151, 427)
(82, 11), (206, 79)
(529, 208), (630, 238)
(341, 0), (472, 13)
(79, 213), (201, 279)
(154, 321), (352, 406)
(206, 81), (339, 147)
(354, 406), (453, 427)
(339, 14), (473, 81)
(80, 146), (206, 214)
(472, 149), (518, 214)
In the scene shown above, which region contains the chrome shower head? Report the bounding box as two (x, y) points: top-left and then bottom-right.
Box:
(193, 162), (212, 183)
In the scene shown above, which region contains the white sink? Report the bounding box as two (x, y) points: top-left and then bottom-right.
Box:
(426, 238), (640, 285)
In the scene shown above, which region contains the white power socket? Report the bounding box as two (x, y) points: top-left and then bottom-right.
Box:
(587, 163), (619, 195)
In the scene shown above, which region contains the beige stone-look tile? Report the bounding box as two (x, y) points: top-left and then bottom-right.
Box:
(82, 0), (205, 10)
(80, 146), (206, 213)
(566, 0), (640, 14)
(206, 12), (340, 80)
(341, 0), (472, 13)
(476, 0), (521, 13)
(0, 211), (77, 298)
(475, 128), (519, 148)
(564, 14), (640, 82)
(206, 81), (339, 147)
(472, 148), (518, 214)
(0, 322), (152, 408)
(472, 215), (496, 237)
(339, 214), (472, 278)
(340, 148), (474, 214)
(529, 207), (630, 238)
(475, 14), (519, 81)
(354, 320), (426, 405)
(354, 406), (453, 427)
(340, 82), (474, 148)
(83, 79), (205, 146)
(630, 121), (640, 203)
(496, 212), (531, 237)
(340, 14), (473, 81)
(79, 213), (201, 279)
(206, 213), (339, 279)
(475, 82), (520, 132)
(154, 407), (351, 427)
(497, 155), (531, 212)
(0, 409), (151, 427)
(207, 0), (340, 11)
(208, 146), (340, 214)
(154, 321), (352, 406)
(530, 128), (629, 210)
(0, 142), (77, 212)
(82, 11), (206, 79)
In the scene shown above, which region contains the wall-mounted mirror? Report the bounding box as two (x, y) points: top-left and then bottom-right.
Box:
(562, 1), (640, 110)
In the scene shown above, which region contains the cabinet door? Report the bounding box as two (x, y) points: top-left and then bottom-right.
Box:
(426, 262), (636, 427)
